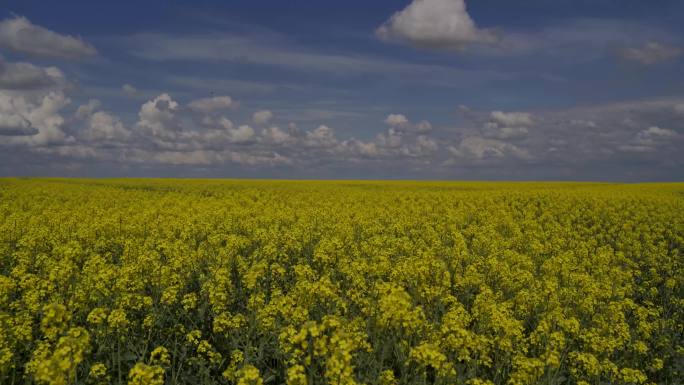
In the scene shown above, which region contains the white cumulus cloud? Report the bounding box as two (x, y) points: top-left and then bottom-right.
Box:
(228, 124), (255, 143)
(0, 90), (71, 145)
(261, 126), (293, 145)
(385, 113), (409, 127)
(305, 124), (336, 147)
(376, 0), (498, 50)
(137, 93), (180, 139)
(82, 111), (131, 142)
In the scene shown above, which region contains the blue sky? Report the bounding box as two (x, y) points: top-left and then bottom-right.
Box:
(1, 0), (683, 180)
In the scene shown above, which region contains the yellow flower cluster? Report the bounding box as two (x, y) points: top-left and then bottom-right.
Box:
(28, 327), (90, 385)
(127, 363), (164, 385)
(149, 347), (170, 367)
(0, 179), (682, 384)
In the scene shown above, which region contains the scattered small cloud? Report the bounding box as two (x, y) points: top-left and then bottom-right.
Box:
(480, 111), (533, 140)
(187, 95), (235, 113)
(674, 104), (684, 115)
(383, 113), (432, 134)
(122, 84), (138, 96)
(261, 126), (294, 145)
(305, 124), (337, 147)
(490, 111), (533, 126)
(252, 110), (274, 125)
(448, 136), (530, 160)
(620, 125), (679, 152)
(416, 120), (432, 133)
(618, 42), (682, 65)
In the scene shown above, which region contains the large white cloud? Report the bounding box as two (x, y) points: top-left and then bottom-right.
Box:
(0, 16), (97, 59)
(137, 93), (180, 139)
(0, 90), (71, 145)
(376, 0), (497, 50)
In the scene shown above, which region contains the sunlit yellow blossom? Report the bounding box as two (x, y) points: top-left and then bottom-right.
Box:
(286, 364), (307, 385)
(127, 363), (164, 385)
(223, 350), (245, 381)
(150, 346), (171, 367)
(88, 362), (109, 384)
(185, 329), (202, 345)
(213, 312), (247, 334)
(107, 308), (129, 331)
(86, 308), (108, 326)
(40, 303), (70, 341)
(378, 369), (397, 385)
(409, 342), (456, 379)
(181, 293), (198, 311)
(236, 364), (264, 385)
(32, 327), (90, 385)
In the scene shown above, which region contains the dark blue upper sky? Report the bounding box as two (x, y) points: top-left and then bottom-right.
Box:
(1, 0), (683, 180)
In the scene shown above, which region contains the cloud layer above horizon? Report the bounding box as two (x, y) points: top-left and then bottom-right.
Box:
(1, 0), (683, 180)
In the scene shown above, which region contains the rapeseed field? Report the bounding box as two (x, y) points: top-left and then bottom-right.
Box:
(0, 179), (682, 385)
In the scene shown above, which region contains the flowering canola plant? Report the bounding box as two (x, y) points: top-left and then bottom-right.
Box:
(0, 179), (682, 385)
